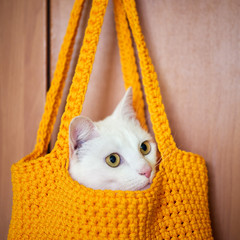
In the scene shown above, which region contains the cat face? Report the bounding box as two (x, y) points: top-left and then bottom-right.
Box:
(69, 88), (157, 191)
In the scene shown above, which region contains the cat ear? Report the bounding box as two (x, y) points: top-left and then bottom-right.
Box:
(112, 87), (136, 120)
(69, 116), (99, 156)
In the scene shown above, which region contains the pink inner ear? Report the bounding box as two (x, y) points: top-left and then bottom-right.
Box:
(70, 128), (79, 146)
(69, 116), (99, 152)
(71, 128), (83, 150)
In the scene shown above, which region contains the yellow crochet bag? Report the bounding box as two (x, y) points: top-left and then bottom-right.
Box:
(8, 0), (213, 239)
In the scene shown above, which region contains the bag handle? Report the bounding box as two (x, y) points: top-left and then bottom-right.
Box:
(23, 0), (145, 164)
(21, 0), (85, 162)
(52, 0), (149, 165)
(53, 0), (176, 161)
(52, 0), (109, 163)
(113, 0), (147, 130)
(22, 0), (176, 164)
(117, 0), (177, 156)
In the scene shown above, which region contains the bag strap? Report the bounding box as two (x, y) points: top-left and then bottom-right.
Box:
(22, 0), (176, 164)
(113, 0), (147, 130)
(53, 0), (149, 165)
(53, 0), (176, 161)
(22, 0), (146, 164)
(119, 0), (177, 156)
(52, 0), (109, 164)
(21, 0), (85, 162)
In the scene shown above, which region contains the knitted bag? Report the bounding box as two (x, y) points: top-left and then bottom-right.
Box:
(8, 0), (213, 239)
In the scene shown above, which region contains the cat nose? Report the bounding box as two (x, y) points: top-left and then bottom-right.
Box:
(139, 165), (152, 178)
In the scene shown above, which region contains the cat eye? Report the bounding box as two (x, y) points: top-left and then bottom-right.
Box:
(105, 153), (121, 168)
(140, 141), (151, 155)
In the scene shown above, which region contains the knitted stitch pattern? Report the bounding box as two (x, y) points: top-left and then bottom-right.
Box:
(8, 0), (213, 239)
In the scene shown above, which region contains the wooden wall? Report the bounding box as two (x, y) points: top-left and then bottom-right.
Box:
(0, 0), (47, 239)
(1, 0), (239, 239)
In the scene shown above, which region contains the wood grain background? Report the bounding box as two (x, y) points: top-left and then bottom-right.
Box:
(1, 0), (240, 239)
(0, 0), (47, 239)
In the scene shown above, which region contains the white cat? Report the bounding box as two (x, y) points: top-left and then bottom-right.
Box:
(69, 88), (157, 191)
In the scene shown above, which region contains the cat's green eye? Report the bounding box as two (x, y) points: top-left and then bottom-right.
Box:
(140, 141), (151, 155)
(105, 153), (121, 168)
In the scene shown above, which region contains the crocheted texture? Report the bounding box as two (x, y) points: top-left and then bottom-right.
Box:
(114, 0), (147, 130)
(8, 0), (213, 239)
(22, 0), (85, 162)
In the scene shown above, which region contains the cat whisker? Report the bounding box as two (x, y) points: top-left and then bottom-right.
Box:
(155, 147), (178, 168)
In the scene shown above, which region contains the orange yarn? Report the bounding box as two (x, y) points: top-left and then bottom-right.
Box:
(8, 0), (213, 239)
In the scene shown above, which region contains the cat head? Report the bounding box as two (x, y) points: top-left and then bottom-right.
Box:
(69, 88), (157, 191)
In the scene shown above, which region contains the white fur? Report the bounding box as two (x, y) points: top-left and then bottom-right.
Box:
(69, 88), (157, 191)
